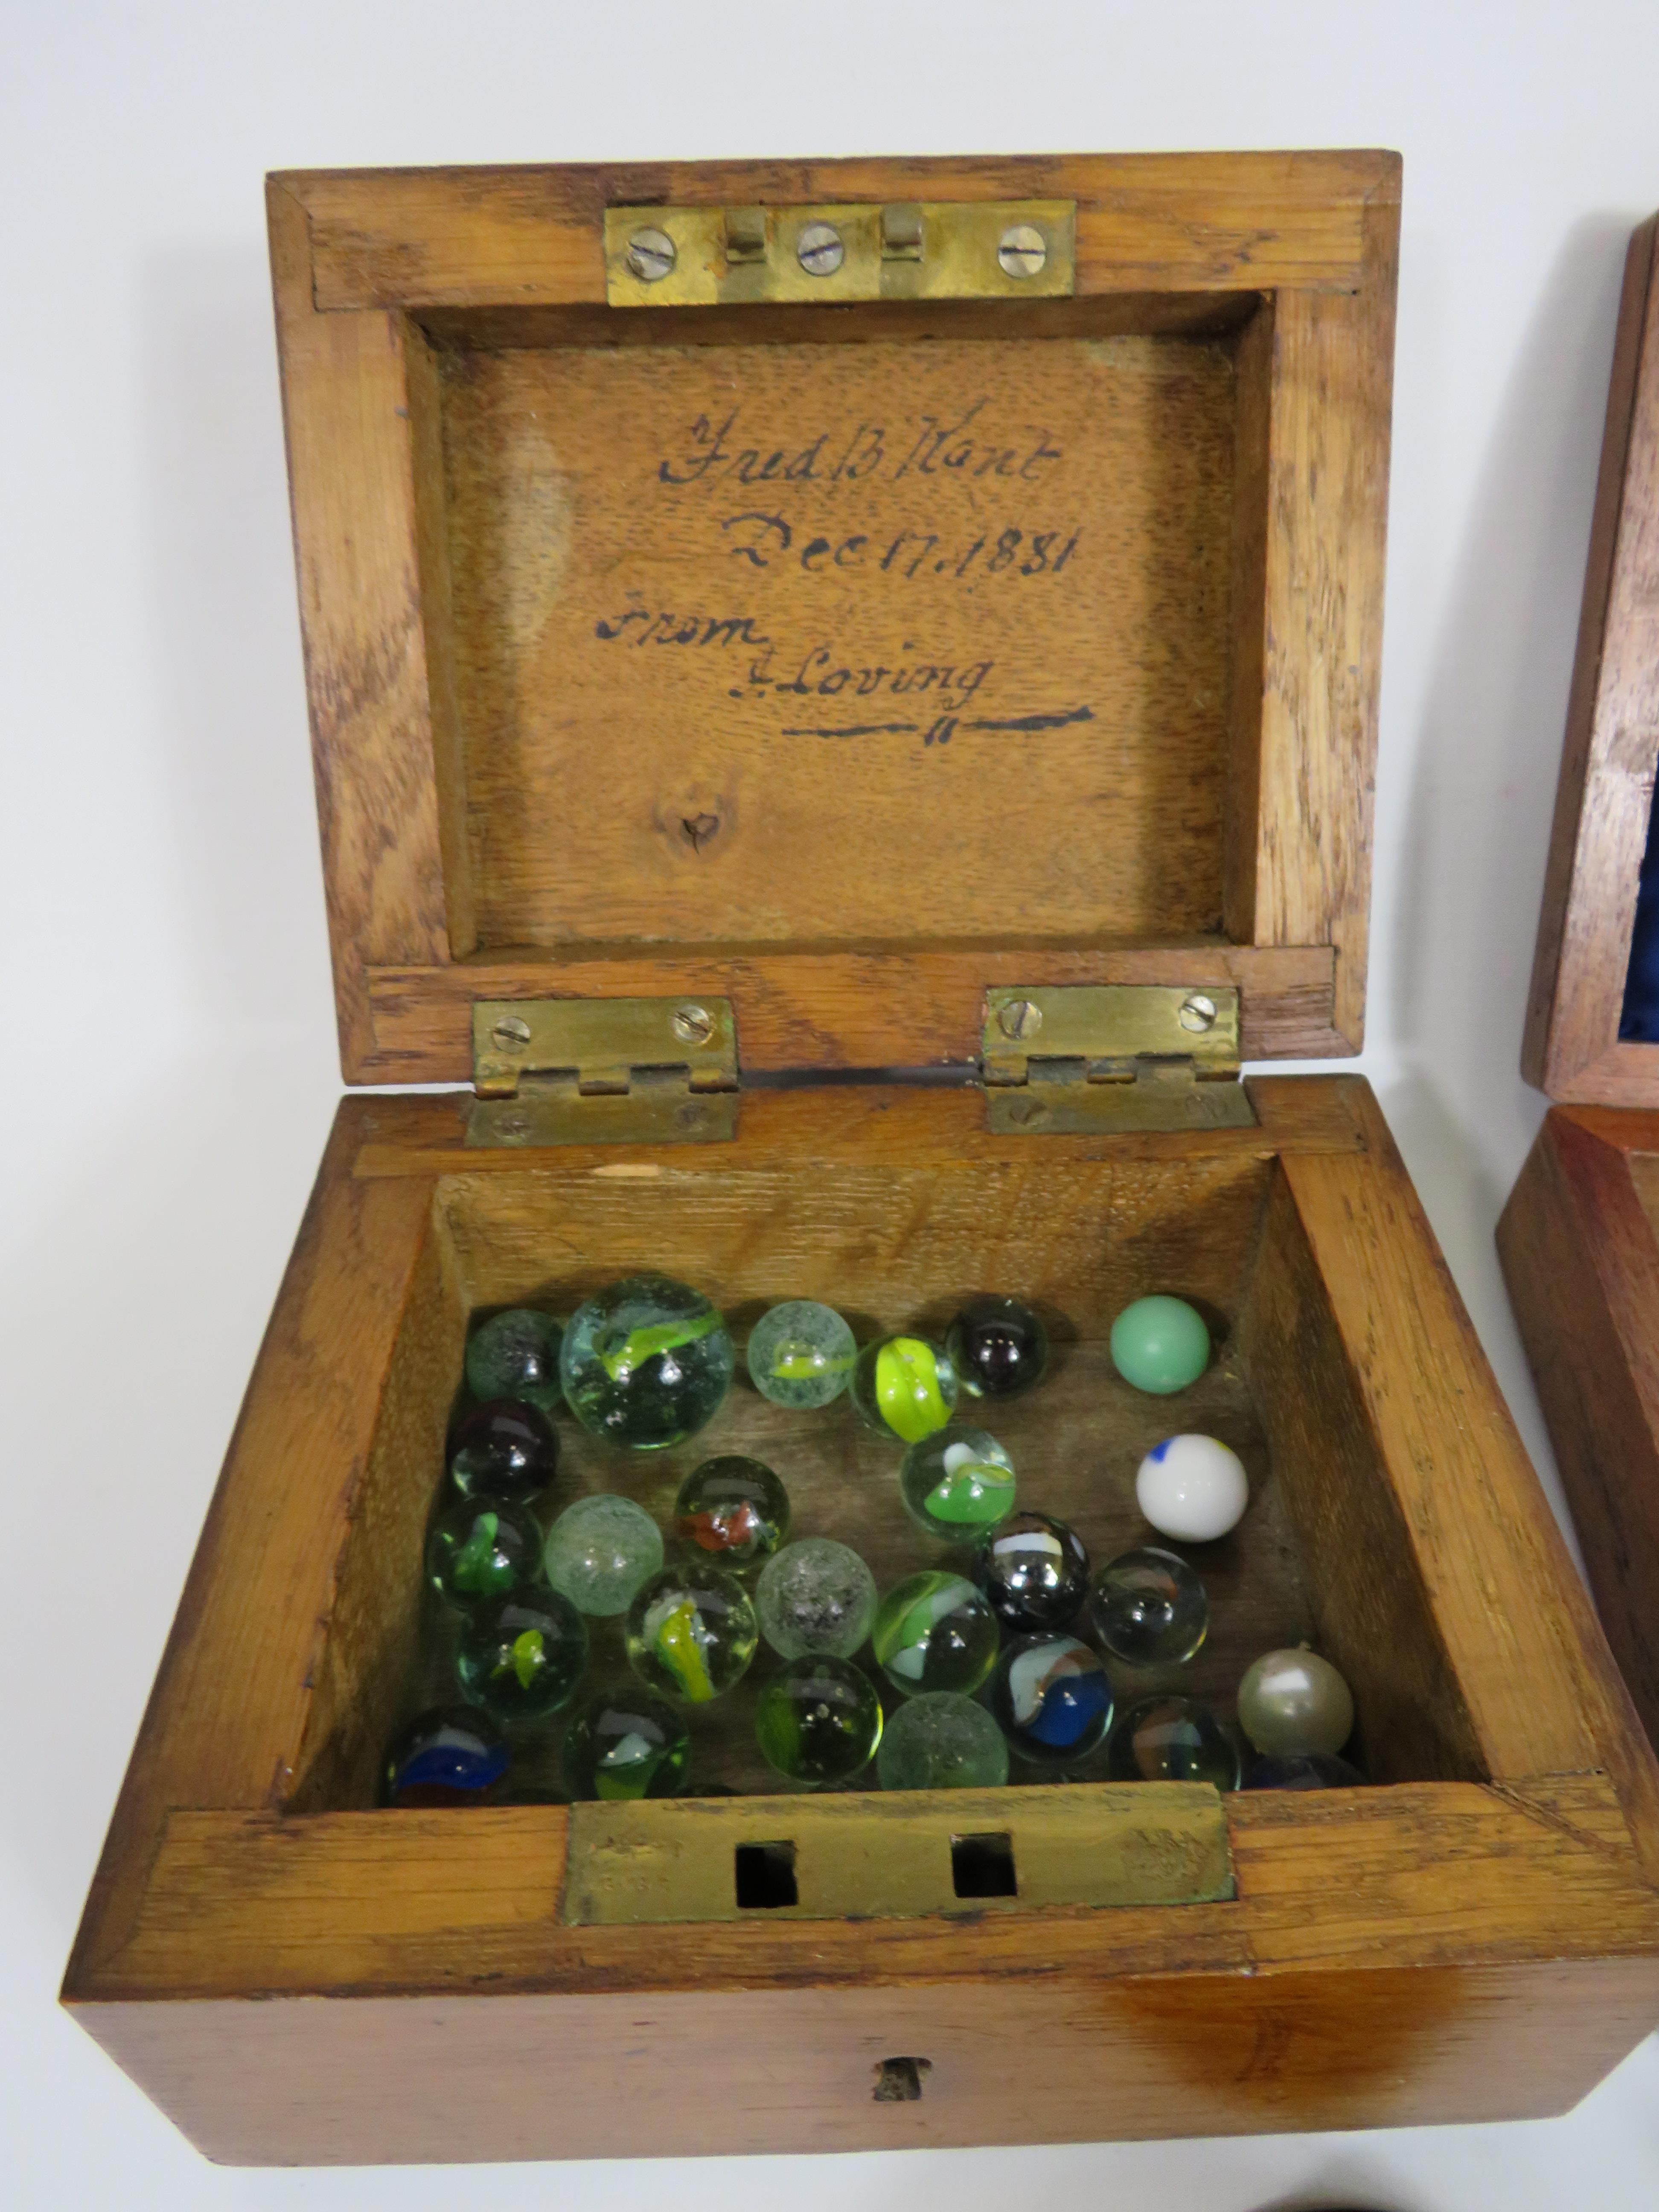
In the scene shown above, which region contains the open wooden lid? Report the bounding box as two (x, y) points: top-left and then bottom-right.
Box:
(268, 153), (1399, 1085)
(1525, 216), (1659, 1105)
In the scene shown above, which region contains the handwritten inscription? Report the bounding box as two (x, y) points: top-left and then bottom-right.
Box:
(722, 511), (1080, 579)
(658, 399), (1063, 492)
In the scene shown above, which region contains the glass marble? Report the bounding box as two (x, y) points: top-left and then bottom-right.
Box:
(425, 1494), (545, 1615)
(384, 1705), (509, 1807)
(563, 1686), (691, 1801)
(899, 1425), (1016, 1542)
(1088, 1546), (1209, 1666)
(987, 1634), (1113, 1766)
(850, 1334), (959, 1444)
(755, 1653), (884, 1786)
(1109, 1295), (1211, 1394)
(465, 1307), (565, 1414)
(447, 1398), (559, 1504)
(1106, 1694), (1240, 1788)
(946, 1294), (1050, 1400)
(455, 1589), (588, 1727)
(972, 1512), (1090, 1633)
(754, 1538), (878, 1659)
(872, 1571), (1000, 1696)
(1243, 1751), (1365, 1791)
(746, 1300), (857, 1408)
(1237, 1648), (1355, 1758)
(560, 1274), (734, 1449)
(876, 1691), (1010, 1790)
(543, 1493), (664, 1617)
(625, 1563), (757, 1703)
(674, 1455), (790, 1569)
(1135, 1433), (1249, 1543)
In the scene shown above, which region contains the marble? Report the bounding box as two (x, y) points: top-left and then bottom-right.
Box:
(945, 1294), (1049, 1400)
(1237, 1647), (1355, 1757)
(447, 1398), (559, 1505)
(876, 1691), (1010, 1790)
(745, 1300), (857, 1408)
(562, 1686), (691, 1800)
(560, 1274), (734, 1449)
(1105, 1694), (1240, 1788)
(1135, 1432), (1249, 1543)
(673, 1455), (789, 1569)
(972, 1512), (1090, 1633)
(899, 1425), (1016, 1541)
(543, 1493), (664, 1617)
(425, 1494), (545, 1615)
(754, 1538), (878, 1660)
(754, 1653), (884, 1786)
(384, 1706), (509, 1806)
(1109, 1295), (1211, 1394)
(850, 1334), (959, 1443)
(625, 1563), (757, 1703)
(465, 1308), (565, 1414)
(1088, 1545), (1208, 1666)
(454, 1589), (589, 1726)
(871, 1570), (1000, 1696)
(986, 1634), (1113, 1766)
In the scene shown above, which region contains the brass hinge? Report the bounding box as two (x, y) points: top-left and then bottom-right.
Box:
(604, 200), (1076, 309)
(466, 997), (740, 1148)
(982, 985), (1255, 1135)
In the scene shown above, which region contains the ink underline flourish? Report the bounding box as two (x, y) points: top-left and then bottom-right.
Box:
(781, 705), (1094, 740)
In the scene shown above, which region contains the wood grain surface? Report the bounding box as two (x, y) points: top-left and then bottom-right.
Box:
(64, 1077), (1659, 2161)
(1499, 1107), (1659, 1758)
(1523, 216), (1659, 1101)
(268, 154), (1397, 1083)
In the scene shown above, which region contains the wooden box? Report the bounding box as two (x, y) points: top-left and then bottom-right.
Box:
(64, 153), (1659, 2167)
(1502, 212), (1659, 1760)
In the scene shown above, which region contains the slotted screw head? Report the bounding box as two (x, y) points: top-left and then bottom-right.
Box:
(797, 221), (845, 276)
(492, 1014), (533, 1051)
(626, 227), (676, 283)
(672, 1004), (716, 1046)
(998, 998), (1044, 1041)
(998, 223), (1047, 279)
(1179, 993), (1218, 1033)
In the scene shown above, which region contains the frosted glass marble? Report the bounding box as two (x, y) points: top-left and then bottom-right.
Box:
(543, 1494), (664, 1617)
(899, 1426), (1016, 1541)
(1109, 1295), (1211, 1394)
(465, 1308), (564, 1414)
(625, 1564), (757, 1703)
(746, 1301), (857, 1408)
(1106, 1694), (1240, 1788)
(560, 1274), (734, 1449)
(850, 1335), (959, 1444)
(755, 1538), (878, 1660)
(755, 1653), (884, 1786)
(1237, 1647), (1355, 1757)
(1135, 1433), (1249, 1543)
(876, 1691), (1010, 1790)
(871, 1571), (1000, 1696)
(1088, 1546), (1208, 1666)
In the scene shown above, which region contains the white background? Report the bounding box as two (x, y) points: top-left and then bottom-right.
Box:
(6, 3), (1659, 2204)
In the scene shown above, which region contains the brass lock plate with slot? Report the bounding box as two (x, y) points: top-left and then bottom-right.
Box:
(467, 996), (740, 1148)
(605, 199), (1076, 308)
(982, 984), (1256, 1134)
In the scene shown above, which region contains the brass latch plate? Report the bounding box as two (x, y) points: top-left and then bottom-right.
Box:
(605, 200), (1076, 309)
(982, 984), (1255, 1135)
(467, 996), (739, 1148)
(563, 1783), (1232, 1927)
